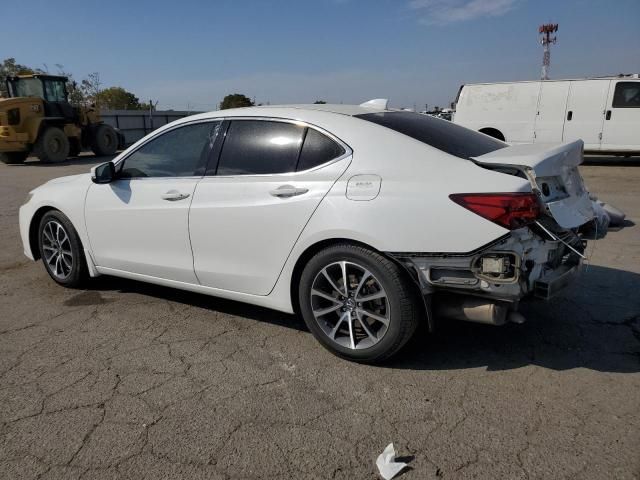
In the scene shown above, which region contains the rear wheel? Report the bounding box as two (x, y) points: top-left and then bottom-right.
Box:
(0, 152), (28, 164)
(38, 211), (88, 288)
(298, 244), (420, 363)
(34, 127), (70, 163)
(91, 124), (118, 156)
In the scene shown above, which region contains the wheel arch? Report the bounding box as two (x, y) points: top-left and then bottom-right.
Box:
(29, 206), (86, 261)
(289, 238), (427, 325)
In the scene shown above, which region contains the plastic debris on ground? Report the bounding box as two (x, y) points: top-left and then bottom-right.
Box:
(376, 443), (409, 480)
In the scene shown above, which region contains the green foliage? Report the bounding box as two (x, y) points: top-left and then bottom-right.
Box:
(0, 58), (40, 97)
(95, 86), (142, 110)
(219, 93), (254, 110)
(313, 100), (327, 104)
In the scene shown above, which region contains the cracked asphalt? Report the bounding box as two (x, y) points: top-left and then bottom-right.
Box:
(1, 154), (639, 480)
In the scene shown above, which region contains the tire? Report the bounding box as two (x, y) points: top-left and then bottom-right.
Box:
(34, 127), (70, 163)
(0, 152), (28, 164)
(91, 124), (118, 156)
(38, 211), (89, 288)
(298, 244), (420, 363)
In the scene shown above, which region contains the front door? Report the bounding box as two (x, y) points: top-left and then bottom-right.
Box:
(601, 80), (640, 152)
(562, 80), (610, 150)
(85, 120), (220, 283)
(189, 119), (351, 296)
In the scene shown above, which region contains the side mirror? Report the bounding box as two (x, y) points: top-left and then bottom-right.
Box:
(91, 161), (116, 184)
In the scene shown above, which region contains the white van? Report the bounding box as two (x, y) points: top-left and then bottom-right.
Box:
(453, 76), (640, 154)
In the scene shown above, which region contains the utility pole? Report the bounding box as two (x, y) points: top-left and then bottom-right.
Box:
(539, 23), (558, 80)
(148, 99), (159, 130)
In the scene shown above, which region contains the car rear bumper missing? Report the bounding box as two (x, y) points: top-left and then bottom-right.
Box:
(389, 227), (585, 304)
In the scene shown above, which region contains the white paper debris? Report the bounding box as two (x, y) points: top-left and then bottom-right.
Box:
(376, 443), (408, 480)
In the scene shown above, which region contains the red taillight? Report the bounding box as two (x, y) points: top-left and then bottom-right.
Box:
(449, 193), (540, 230)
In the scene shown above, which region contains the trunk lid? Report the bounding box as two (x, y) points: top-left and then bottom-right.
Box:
(472, 140), (594, 229)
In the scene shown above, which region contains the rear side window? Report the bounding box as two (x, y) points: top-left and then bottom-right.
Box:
(120, 122), (218, 178)
(612, 82), (640, 108)
(355, 111), (506, 159)
(217, 120), (305, 175)
(297, 128), (345, 171)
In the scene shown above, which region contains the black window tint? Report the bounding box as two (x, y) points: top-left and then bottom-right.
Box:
(297, 128), (345, 171)
(612, 82), (640, 108)
(355, 111), (506, 159)
(120, 122), (218, 178)
(217, 120), (304, 175)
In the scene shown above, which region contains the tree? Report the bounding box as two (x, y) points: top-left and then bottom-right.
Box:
(54, 64), (85, 106)
(95, 87), (142, 110)
(0, 58), (40, 97)
(219, 93), (254, 110)
(81, 72), (102, 106)
(313, 100), (327, 104)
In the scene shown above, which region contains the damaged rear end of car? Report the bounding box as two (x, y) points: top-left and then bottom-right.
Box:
(391, 139), (602, 326)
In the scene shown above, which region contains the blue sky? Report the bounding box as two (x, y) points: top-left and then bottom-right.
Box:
(3, 0), (639, 110)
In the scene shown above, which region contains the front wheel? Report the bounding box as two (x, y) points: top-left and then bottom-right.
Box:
(298, 244), (420, 363)
(34, 127), (70, 163)
(38, 211), (89, 288)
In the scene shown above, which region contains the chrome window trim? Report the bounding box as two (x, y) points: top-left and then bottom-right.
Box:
(208, 116), (353, 179)
(112, 115), (353, 181)
(112, 118), (224, 179)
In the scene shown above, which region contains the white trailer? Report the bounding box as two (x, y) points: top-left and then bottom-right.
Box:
(453, 76), (640, 154)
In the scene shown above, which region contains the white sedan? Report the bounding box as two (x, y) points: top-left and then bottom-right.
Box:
(19, 100), (603, 362)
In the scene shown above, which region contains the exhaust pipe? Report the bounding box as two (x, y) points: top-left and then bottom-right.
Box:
(435, 296), (525, 326)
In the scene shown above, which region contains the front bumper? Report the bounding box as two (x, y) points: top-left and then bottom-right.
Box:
(18, 203), (36, 260)
(0, 126), (29, 152)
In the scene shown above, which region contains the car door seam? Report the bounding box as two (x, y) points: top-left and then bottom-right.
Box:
(265, 156), (353, 297)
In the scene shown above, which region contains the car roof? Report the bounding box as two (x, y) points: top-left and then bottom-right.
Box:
(183, 101), (393, 123)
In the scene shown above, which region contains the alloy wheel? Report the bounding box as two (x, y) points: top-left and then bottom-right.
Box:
(310, 261), (390, 350)
(41, 220), (73, 280)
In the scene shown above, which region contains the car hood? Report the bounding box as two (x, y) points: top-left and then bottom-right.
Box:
(43, 173), (91, 186)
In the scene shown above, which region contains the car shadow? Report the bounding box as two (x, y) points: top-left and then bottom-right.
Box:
(84, 263), (639, 374)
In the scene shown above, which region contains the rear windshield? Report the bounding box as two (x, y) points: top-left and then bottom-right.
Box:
(355, 111), (506, 159)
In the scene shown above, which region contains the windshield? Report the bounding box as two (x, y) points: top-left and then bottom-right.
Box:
(9, 78), (44, 99)
(355, 111), (507, 160)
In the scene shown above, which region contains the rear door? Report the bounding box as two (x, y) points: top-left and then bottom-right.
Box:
(562, 80), (610, 150)
(601, 80), (640, 152)
(534, 81), (570, 143)
(189, 119), (351, 295)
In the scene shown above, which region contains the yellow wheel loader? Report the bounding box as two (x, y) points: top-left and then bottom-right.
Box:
(0, 74), (123, 164)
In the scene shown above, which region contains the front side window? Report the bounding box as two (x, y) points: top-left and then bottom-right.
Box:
(612, 82), (640, 108)
(216, 120), (305, 175)
(355, 111), (506, 160)
(120, 122), (220, 178)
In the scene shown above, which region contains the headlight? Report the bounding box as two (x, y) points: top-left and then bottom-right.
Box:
(24, 192), (34, 204)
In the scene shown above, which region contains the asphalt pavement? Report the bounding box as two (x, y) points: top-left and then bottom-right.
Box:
(0, 154), (638, 479)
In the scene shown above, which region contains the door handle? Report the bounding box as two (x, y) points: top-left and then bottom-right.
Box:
(566, 110), (573, 121)
(161, 190), (190, 201)
(605, 110), (612, 120)
(269, 185), (309, 198)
